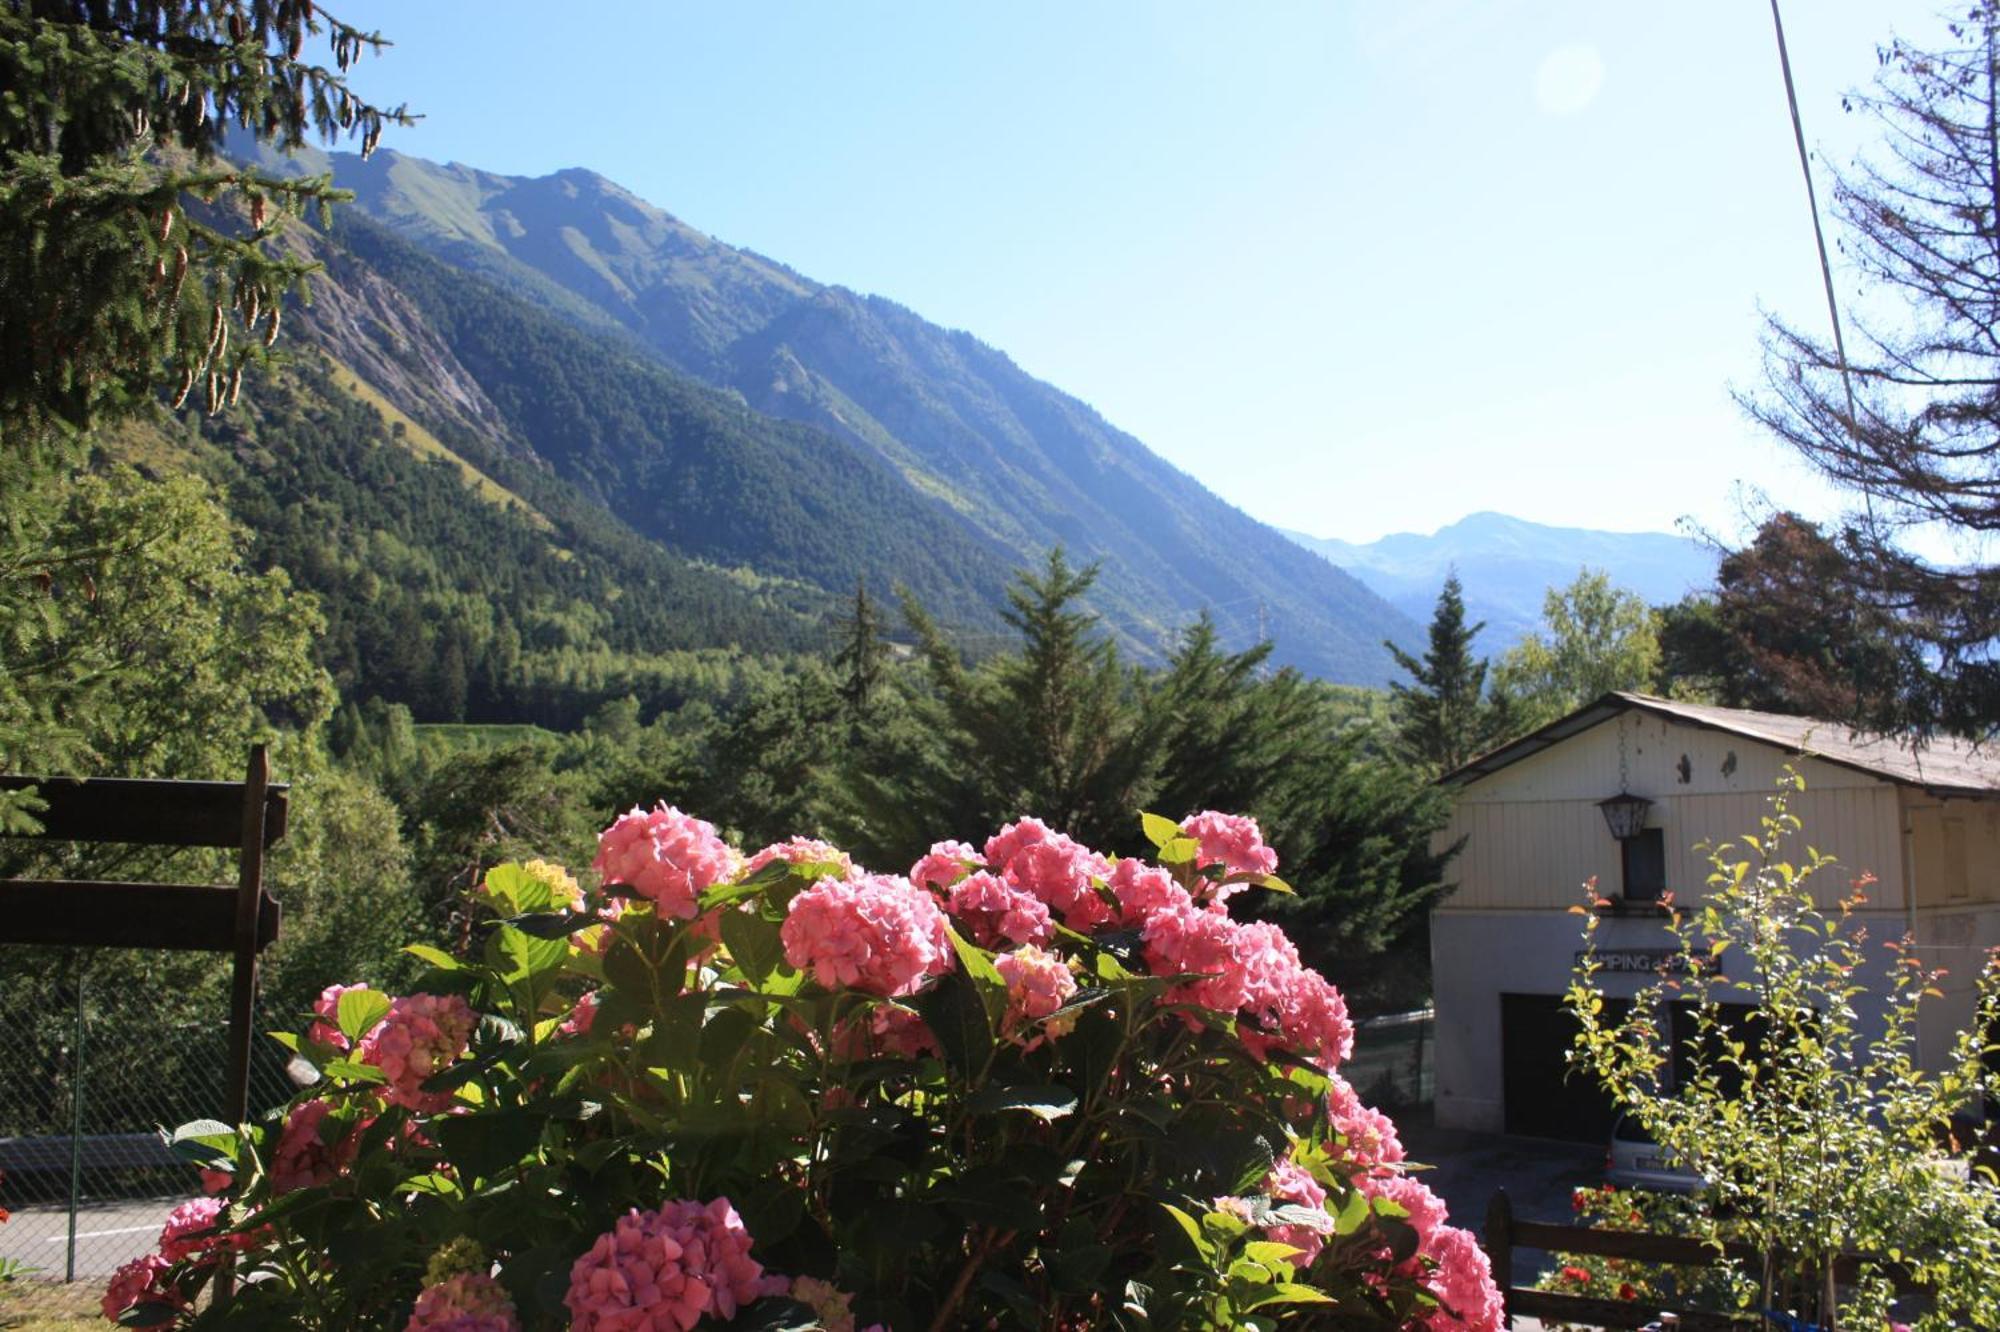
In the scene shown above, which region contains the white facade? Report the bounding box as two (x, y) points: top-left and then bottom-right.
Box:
(1431, 697), (2000, 1138)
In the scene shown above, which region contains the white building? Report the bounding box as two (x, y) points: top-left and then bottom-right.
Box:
(1430, 691), (2000, 1139)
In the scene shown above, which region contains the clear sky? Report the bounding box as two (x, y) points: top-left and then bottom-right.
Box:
(327, 1), (1942, 545)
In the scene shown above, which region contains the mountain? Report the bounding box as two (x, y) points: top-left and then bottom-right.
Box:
(1285, 512), (1719, 652)
(239, 139), (1419, 682)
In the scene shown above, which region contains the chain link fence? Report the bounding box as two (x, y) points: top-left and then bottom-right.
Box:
(0, 951), (296, 1283)
(1345, 1008), (1434, 1112)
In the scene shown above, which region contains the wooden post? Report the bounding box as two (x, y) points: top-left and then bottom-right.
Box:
(224, 746), (270, 1131)
(1485, 1189), (1515, 1330)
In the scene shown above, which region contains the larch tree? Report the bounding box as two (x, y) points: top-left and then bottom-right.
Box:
(1743, 7), (2000, 736)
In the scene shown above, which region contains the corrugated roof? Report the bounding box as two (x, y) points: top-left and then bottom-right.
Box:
(1438, 691), (2000, 797)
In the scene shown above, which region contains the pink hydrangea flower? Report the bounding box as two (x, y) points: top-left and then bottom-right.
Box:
(1326, 1072), (1404, 1166)
(1141, 902), (1251, 1014)
(592, 804), (740, 919)
(1261, 1158), (1330, 1268)
(358, 993), (478, 1113)
(1361, 1172), (1449, 1242)
(1421, 1225), (1504, 1332)
(832, 1005), (939, 1061)
(158, 1195), (255, 1264)
(909, 840), (984, 895)
(945, 871), (1054, 949)
(102, 1254), (184, 1327)
(984, 818), (1113, 931)
(994, 944), (1079, 1045)
(270, 1097), (360, 1194)
(781, 873), (953, 997)
(1232, 923), (1354, 1070)
(1106, 858), (1193, 926)
(406, 1270), (520, 1332)
(560, 990), (600, 1038)
(309, 982), (373, 1052)
(1180, 810), (1279, 879)
(199, 1167), (232, 1196)
(564, 1198), (783, 1332)
(744, 836), (858, 882)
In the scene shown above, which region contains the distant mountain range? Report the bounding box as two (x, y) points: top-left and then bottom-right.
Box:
(1284, 512), (1719, 653)
(231, 138), (1420, 683)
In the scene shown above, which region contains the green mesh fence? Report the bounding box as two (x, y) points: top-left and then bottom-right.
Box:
(1345, 1008), (1434, 1111)
(0, 952), (296, 1283)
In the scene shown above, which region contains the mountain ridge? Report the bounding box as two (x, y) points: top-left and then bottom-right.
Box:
(1285, 512), (1719, 652)
(243, 137), (1419, 681)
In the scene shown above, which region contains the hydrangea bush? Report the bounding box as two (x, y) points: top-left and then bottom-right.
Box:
(114, 806), (1501, 1331)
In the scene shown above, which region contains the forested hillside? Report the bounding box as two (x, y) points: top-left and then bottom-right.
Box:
(239, 139), (1417, 681)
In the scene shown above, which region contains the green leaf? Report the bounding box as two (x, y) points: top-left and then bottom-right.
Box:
(336, 988), (392, 1043)
(1157, 836), (1202, 866)
(947, 925), (1009, 1027)
(1141, 812), (1183, 848)
(911, 969), (992, 1076)
(1245, 1282), (1334, 1310)
(403, 944), (461, 970)
(720, 907), (785, 986)
(966, 1083), (1078, 1121)
(1241, 872), (1294, 896)
(1159, 1202), (1214, 1261)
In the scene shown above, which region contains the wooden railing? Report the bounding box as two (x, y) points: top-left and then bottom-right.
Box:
(1484, 1190), (1920, 1331)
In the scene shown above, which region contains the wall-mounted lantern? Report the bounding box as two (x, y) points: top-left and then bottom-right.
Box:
(1597, 791), (1652, 841)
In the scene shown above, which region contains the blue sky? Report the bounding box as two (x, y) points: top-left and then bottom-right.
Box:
(330, 1), (1940, 545)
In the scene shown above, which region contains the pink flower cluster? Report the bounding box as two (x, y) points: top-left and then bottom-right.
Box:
(781, 873), (953, 997)
(1361, 1174), (1503, 1332)
(1142, 903), (1353, 1070)
(308, 982), (371, 1051)
(102, 1254), (184, 1327)
(593, 804), (740, 919)
(984, 818), (1114, 932)
(994, 944), (1078, 1045)
(744, 837), (858, 882)
(1327, 1072), (1405, 1168)
(158, 1196), (250, 1265)
(358, 993), (478, 1113)
(1180, 810), (1278, 879)
(564, 1198), (782, 1332)
(909, 840), (984, 895)
(1106, 859), (1193, 926)
(1260, 1159), (1329, 1268)
(270, 1097), (360, 1194)
(945, 871), (1053, 948)
(406, 1270), (520, 1332)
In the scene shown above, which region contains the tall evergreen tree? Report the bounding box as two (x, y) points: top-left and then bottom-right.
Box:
(1, 1), (408, 442)
(1385, 572), (1497, 772)
(833, 578), (888, 716)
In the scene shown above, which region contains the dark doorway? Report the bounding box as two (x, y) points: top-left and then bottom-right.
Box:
(1500, 992), (1625, 1141)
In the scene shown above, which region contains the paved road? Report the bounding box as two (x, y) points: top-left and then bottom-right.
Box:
(0, 1195), (183, 1280)
(1400, 1115), (1606, 1279)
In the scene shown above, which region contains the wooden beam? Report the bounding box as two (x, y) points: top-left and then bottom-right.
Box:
(0, 775), (287, 848)
(0, 880), (278, 951)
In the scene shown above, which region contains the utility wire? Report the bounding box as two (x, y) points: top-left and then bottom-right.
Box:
(1768, 0), (1862, 431)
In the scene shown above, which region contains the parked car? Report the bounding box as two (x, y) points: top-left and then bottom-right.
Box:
(1606, 1114), (1702, 1193)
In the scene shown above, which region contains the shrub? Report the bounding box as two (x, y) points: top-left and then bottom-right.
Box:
(114, 807), (1501, 1330)
(1568, 773), (2000, 1329)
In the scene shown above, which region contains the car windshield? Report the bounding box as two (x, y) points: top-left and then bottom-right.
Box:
(1613, 1117), (1657, 1145)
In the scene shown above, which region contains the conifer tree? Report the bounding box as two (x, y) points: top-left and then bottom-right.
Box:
(1, 1), (410, 442)
(833, 578), (888, 716)
(1385, 572), (1498, 772)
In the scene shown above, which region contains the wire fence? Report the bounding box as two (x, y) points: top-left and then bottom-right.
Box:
(1346, 1008), (1434, 1112)
(0, 951), (296, 1283)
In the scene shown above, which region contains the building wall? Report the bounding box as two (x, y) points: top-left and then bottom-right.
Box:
(1434, 712), (1908, 913)
(1430, 709), (2000, 1137)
